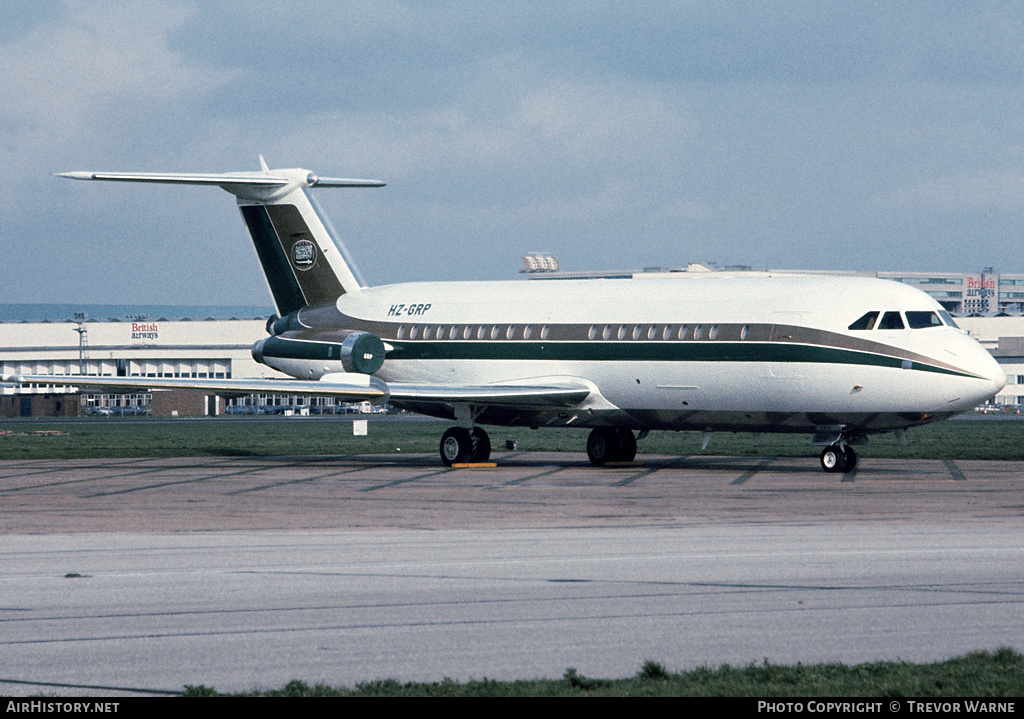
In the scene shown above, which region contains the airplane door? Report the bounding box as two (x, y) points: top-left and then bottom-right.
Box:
(767, 313), (806, 383)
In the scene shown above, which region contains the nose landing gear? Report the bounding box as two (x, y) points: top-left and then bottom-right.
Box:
(820, 443), (858, 474)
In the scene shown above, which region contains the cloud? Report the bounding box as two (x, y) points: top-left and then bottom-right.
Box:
(4, 2), (1024, 304)
(879, 172), (1024, 213)
(0, 1), (236, 180)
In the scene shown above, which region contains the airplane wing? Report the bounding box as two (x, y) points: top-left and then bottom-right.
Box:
(7, 375), (593, 408)
(7, 373), (389, 402)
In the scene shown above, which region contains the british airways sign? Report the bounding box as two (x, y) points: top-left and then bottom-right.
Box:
(131, 322), (159, 341)
(965, 276), (996, 300)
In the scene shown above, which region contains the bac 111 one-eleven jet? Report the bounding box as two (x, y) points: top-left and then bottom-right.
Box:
(16, 160), (1006, 472)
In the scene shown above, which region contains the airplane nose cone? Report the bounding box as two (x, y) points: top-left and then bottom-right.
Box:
(992, 365), (1008, 394)
(946, 332), (1007, 409)
(972, 347), (1006, 403)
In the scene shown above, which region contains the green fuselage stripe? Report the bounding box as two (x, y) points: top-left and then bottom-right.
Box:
(260, 336), (973, 378)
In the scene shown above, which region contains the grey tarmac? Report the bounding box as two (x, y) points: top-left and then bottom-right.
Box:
(0, 453), (1022, 696)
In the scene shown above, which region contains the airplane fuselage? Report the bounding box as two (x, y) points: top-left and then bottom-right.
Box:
(253, 273), (1006, 437)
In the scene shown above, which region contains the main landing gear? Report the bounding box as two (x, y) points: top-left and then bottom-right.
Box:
(586, 428), (637, 466)
(439, 426), (491, 466)
(440, 426), (639, 467)
(819, 443), (858, 474)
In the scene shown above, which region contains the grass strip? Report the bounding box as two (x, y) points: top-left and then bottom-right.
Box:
(182, 648), (1023, 697)
(2, 416), (1024, 461)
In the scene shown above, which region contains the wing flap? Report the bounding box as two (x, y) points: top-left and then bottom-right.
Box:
(388, 381), (591, 407)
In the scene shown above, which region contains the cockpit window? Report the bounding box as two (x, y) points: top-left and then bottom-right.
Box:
(877, 311), (905, 330)
(906, 311), (943, 329)
(848, 311), (879, 331)
(938, 310), (959, 329)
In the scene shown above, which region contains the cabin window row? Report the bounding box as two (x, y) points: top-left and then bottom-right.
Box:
(395, 323), (752, 341)
(397, 324), (553, 341)
(847, 310), (952, 331)
(586, 324), (742, 341)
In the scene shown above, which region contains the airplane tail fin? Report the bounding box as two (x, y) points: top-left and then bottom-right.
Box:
(56, 158), (384, 316)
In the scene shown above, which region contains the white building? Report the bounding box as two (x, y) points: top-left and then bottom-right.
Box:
(956, 316), (1024, 407)
(0, 317), (282, 416)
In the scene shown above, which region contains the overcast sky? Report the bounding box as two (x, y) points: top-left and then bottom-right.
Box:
(3, 1), (1023, 305)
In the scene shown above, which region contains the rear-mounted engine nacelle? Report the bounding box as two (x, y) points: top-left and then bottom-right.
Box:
(267, 311), (304, 336)
(339, 331), (386, 374)
(251, 330), (386, 375)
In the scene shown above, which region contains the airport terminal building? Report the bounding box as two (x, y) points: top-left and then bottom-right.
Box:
(1, 316), (256, 417)
(4, 266), (1024, 418)
(0, 314), (355, 417)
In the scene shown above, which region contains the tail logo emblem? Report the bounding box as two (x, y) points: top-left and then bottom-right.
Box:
(291, 240), (317, 271)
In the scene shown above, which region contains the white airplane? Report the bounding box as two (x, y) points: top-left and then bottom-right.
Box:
(18, 160), (1006, 472)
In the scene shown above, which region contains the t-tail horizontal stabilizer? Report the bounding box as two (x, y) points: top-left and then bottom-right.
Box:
(57, 158), (385, 317)
(55, 171), (385, 189)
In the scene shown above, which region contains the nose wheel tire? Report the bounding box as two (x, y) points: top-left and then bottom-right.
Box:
(820, 444), (857, 474)
(843, 445), (857, 472)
